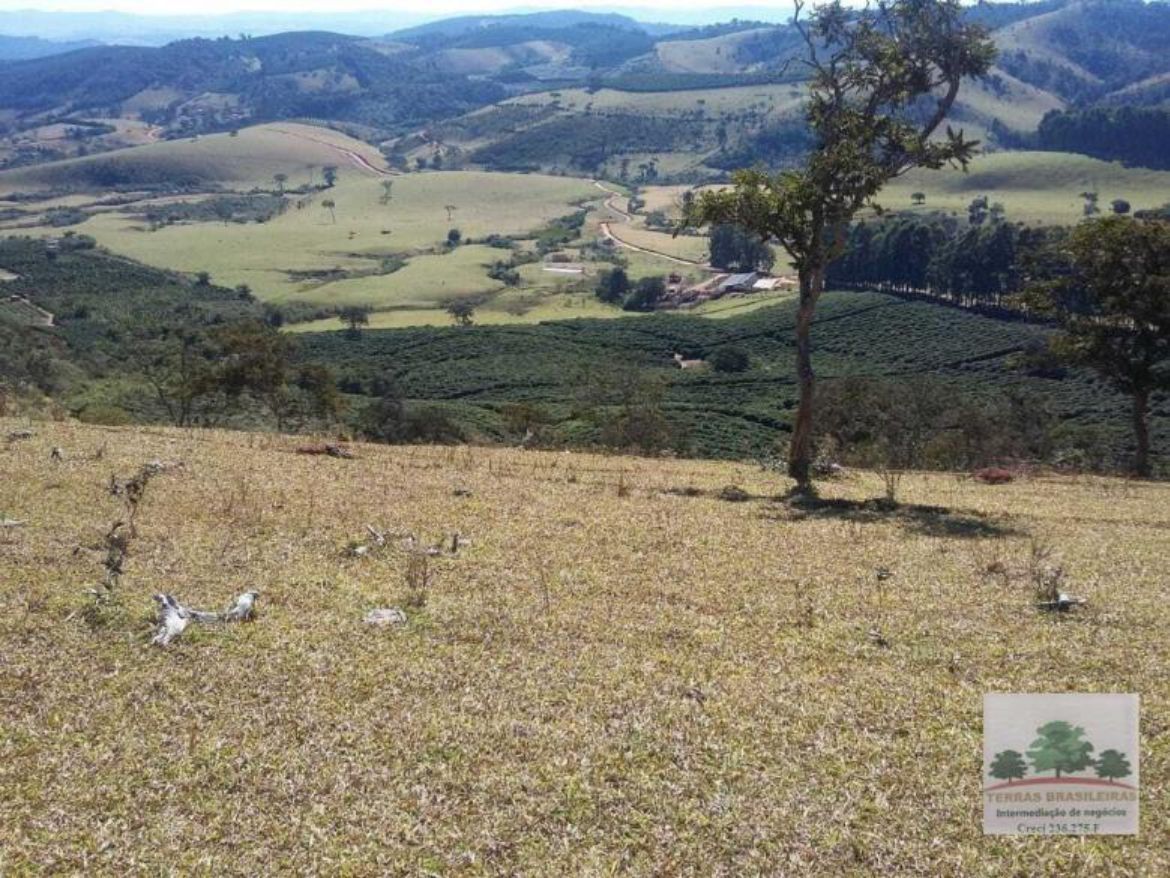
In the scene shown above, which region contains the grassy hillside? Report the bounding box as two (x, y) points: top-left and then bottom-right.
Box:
(21, 166), (596, 309)
(640, 151), (1170, 227)
(882, 151), (1170, 225)
(0, 123), (387, 194)
(3, 418), (1169, 872)
(994, 0), (1170, 103)
(0, 31), (507, 140)
(424, 68), (1057, 180)
(0, 123), (697, 325)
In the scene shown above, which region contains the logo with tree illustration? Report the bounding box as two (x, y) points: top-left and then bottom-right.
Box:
(987, 720), (1134, 787)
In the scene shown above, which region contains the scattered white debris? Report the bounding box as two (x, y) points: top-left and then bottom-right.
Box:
(1037, 592), (1088, 612)
(151, 590), (260, 646)
(364, 608), (407, 627)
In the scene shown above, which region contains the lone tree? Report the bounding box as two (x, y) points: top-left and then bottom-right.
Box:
(911, 191), (926, 205)
(322, 198), (337, 224)
(1025, 215), (1170, 476)
(447, 298), (477, 326)
(680, 0), (993, 492)
(338, 304), (371, 338)
(380, 179), (394, 205)
(323, 165), (338, 188)
(595, 267), (631, 304)
(1027, 720), (1094, 779)
(1095, 749), (1133, 783)
(989, 749), (1028, 784)
(273, 172), (287, 193)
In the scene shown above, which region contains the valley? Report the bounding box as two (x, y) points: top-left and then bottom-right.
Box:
(2, 3), (1170, 869)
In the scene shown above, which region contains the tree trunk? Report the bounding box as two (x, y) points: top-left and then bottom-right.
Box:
(787, 266), (823, 492)
(1133, 388), (1151, 478)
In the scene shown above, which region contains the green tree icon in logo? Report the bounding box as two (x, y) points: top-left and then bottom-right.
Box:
(989, 750), (1028, 783)
(1027, 721), (1095, 778)
(1095, 749), (1133, 783)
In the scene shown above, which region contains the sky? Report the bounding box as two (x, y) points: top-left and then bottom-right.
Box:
(0, 1), (787, 13)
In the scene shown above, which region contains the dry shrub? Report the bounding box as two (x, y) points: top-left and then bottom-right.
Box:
(403, 553), (430, 609)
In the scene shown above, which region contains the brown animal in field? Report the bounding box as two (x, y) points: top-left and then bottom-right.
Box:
(973, 467), (1014, 485)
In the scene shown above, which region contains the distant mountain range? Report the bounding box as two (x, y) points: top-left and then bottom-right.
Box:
(0, 7), (783, 47)
(0, 33), (100, 61)
(2, 1), (1168, 175)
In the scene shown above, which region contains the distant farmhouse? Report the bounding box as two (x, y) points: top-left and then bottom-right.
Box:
(659, 270), (797, 309)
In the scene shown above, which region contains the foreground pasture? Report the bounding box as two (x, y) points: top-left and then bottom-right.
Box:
(1, 420), (1167, 873)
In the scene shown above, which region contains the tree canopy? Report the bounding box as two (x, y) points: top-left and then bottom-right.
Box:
(1025, 215), (1170, 476)
(680, 0), (995, 491)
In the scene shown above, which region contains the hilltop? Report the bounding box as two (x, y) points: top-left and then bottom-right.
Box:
(2, 417), (1168, 872)
(5, 2), (1170, 177)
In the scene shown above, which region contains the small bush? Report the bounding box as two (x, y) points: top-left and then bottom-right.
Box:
(77, 403), (132, 426)
(710, 347), (750, 373)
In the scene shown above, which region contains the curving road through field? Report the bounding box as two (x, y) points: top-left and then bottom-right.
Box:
(269, 126), (398, 177)
(592, 180), (710, 269)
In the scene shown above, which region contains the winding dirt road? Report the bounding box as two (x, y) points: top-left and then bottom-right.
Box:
(592, 180), (710, 269)
(269, 126), (398, 178)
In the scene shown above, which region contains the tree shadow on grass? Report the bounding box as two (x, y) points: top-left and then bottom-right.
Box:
(664, 485), (1023, 539)
(763, 495), (1026, 539)
(772, 498), (1020, 540)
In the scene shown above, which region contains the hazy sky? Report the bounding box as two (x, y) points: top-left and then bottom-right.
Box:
(1, 1), (782, 13)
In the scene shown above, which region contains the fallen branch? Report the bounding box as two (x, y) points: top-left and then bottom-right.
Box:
(152, 591), (259, 646)
(1, 518), (25, 529)
(1037, 592), (1087, 613)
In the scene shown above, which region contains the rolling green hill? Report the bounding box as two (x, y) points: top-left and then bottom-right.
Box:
(5, 1), (1170, 181)
(0, 31), (506, 142)
(0, 123), (387, 194)
(994, 0), (1170, 104)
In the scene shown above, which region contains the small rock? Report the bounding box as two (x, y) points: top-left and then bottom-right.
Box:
(364, 608), (407, 627)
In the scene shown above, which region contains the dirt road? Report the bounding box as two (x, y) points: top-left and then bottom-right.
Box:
(270, 126), (398, 178)
(592, 180), (710, 269)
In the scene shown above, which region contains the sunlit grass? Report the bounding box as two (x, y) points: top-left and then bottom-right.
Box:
(2, 417), (1167, 872)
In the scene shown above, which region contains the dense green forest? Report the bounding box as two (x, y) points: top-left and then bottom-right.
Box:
(1037, 107), (1170, 170)
(827, 213), (1064, 307)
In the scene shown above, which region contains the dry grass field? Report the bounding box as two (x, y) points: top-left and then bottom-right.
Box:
(2, 418), (1168, 874)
